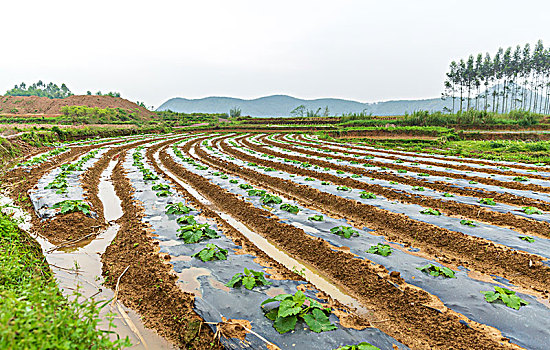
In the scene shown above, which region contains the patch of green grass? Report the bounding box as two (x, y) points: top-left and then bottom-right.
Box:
(0, 212), (129, 349)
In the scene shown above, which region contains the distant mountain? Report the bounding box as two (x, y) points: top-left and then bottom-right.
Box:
(157, 89), (546, 117)
(157, 95), (451, 117)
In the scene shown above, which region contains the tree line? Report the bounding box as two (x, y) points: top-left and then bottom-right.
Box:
(443, 40), (550, 115)
(5, 81), (73, 99)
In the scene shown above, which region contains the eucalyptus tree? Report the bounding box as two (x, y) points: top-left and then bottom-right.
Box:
(443, 40), (550, 114)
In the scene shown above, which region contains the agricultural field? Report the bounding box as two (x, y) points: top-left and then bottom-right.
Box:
(2, 128), (550, 350)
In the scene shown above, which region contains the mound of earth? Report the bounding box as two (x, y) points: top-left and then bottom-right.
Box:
(0, 95), (154, 119)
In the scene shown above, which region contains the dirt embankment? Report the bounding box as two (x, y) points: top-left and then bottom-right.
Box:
(0, 95), (154, 119)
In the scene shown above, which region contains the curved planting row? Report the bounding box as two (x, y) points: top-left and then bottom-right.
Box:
(264, 134), (550, 205)
(168, 136), (550, 350)
(242, 134), (550, 237)
(194, 134), (550, 298)
(136, 139), (404, 350)
(296, 133), (550, 172)
(156, 135), (542, 349)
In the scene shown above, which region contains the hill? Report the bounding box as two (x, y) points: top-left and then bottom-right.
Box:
(157, 94), (452, 117)
(0, 95), (155, 119)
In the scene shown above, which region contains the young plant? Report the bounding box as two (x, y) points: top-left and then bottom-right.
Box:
(152, 183), (170, 191)
(443, 192), (454, 197)
(261, 290), (337, 334)
(176, 215), (196, 225)
(480, 286), (529, 310)
(330, 226), (359, 239)
(519, 235), (535, 243)
(239, 184), (253, 190)
(261, 193), (283, 205)
(397, 169), (407, 173)
(417, 264), (456, 278)
(522, 206), (543, 215)
(479, 198), (496, 205)
(213, 171), (224, 176)
(247, 189), (267, 197)
(177, 223), (219, 243)
(165, 202), (192, 215)
(220, 175), (229, 179)
(280, 203), (300, 214)
(336, 186), (351, 191)
(351, 174), (361, 178)
(229, 179), (238, 184)
(513, 176), (529, 182)
(420, 208), (441, 216)
(366, 243), (392, 257)
(335, 342), (380, 350)
(156, 190), (172, 197)
(468, 180), (478, 184)
(51, 200), (91, 215)
(360, 191), (376, 199)
(412, 186), (425, 191)
(460, 219), (477, 227)
(308, 214), (324, 221)
(192, 243), (228, 262)
(305, 177), (315, 181)
(226, 268), (272, 290)
(321, 181), (331, 185)
(417, 173), (430, 177)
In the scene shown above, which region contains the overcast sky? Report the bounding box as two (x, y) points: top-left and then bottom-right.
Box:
(2, 0), (550, 108)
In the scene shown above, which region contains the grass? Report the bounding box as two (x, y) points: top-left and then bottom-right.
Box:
(0, 212), (128, 349)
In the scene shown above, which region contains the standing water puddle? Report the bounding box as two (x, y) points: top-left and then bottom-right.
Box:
(35, 159), (175, 349)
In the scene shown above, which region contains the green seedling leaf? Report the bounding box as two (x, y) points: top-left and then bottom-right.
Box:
(522, 206), (543, 215)
(417, 264), (456, 278)
(308, 215), (324, 222)
(360, 191), (376, 199)
(152, 183), (170, 191)
(280, 203), (300, 214)
(176, 215), (196, 225)
(177, 224), (219, 243)
(239, 184), (253, 190)
(330, 226), (359, 239)
(334, 342), (381, 350)
(443, 192), (454, 197)
(192, 243), (228, 262)
(479, 198), (496, 205)
(165, 202), (192, 215)
(460, 219), (477, 227)
(480, 287), (529, 310)
(412, 186), (425, 191)
(51, 200), (91, 215)
(420, 208), (441, 215)
(366, 243), (392, 257)
(519, 235), (535, 243)
(513, 176), (529, 182)
(336, 186), (351, 191)
(261, 193), (282, 204)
